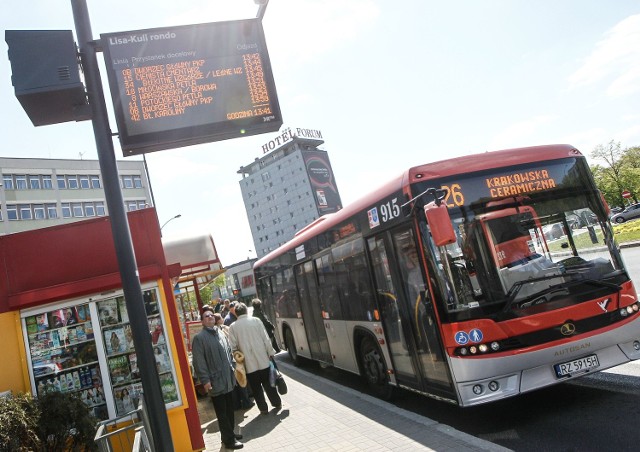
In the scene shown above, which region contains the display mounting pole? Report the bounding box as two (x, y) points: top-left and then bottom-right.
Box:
(70, 1), (174, 450)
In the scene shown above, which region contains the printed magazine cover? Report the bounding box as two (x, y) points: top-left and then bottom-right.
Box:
(76, 304), (89, 322)
(160, 374), (178, 403)
(128, 352), (140, 380)
(104, 327), (126, 355)
(98, 299), (119, 326)
(108, 355), (131, 385)
(116, 296), (129, 324)
(123, 324), (135, 351)
(35, 313), (49, 332)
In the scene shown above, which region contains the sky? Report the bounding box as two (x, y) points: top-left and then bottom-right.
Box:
(2, 0), (640, 266)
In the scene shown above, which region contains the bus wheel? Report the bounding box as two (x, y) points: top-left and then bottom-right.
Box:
(284, 327), (301, 366)
(359, 336), (393, 400)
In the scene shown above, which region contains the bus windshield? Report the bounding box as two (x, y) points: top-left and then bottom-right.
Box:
(416, 166), (625, 322)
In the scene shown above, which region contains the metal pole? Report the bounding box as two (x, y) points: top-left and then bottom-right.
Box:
(70, 1), (173, 450)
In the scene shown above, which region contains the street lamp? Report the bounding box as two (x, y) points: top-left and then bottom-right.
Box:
(160, 214), (181, 231)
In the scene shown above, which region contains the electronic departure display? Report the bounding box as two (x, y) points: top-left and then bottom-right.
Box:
(101, 19), (283, 156)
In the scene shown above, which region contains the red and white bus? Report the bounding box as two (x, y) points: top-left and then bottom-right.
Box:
(253, 144), (640, 406)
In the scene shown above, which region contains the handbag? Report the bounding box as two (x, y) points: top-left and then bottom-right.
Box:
(275, 372), (287, 395)
(271, 358), (287, 395)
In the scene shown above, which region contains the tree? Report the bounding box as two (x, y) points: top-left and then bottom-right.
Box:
(589, 141), (639, 207)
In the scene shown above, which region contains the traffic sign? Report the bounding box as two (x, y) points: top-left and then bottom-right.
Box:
(622, 190), (631, 199)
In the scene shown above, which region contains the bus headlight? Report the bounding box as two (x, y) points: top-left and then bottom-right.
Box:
(488, 380), (500, 392)
(472, 384), (483, 395)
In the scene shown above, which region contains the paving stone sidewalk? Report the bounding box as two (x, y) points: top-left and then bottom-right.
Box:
(197, 359), (512, 451)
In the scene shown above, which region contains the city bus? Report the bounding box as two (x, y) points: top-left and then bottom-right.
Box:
(252, 144), (640, 406)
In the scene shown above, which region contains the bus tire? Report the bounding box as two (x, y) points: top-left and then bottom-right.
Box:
(284, 327), (301, 366)
(358, 335), (393, 400)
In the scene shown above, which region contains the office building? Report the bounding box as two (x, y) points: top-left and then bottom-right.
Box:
(0, 156), (152, 235)
(238, 128), (342, 258)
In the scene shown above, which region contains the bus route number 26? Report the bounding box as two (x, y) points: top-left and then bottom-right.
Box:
(441, 184), (464, 207)
(379, 197), (401, 223)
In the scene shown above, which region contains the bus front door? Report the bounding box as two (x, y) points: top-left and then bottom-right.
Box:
(368, 228), (454, 398)
(294, 261), (332, 364)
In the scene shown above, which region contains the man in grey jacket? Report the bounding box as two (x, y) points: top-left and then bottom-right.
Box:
(229, 302), (282, 415)
(192, 305), (243, 449)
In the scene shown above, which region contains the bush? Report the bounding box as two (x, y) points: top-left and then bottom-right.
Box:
(0, 392), (41, 451)
(0, 391), (98, 452)
(36, 391), (98, 452)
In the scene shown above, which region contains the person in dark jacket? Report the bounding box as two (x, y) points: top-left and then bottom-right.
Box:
(224, 301), (238, 326)
(251, 298), (281, 353)
(192, 306), (244, 449)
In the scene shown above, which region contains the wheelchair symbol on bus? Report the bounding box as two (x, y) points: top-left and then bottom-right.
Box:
(454, 331), (469, 345)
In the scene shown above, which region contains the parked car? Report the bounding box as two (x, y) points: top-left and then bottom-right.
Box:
(609, 206), (624, 216)
(543, 223), (565, 240)
(610, 203), (640, 224)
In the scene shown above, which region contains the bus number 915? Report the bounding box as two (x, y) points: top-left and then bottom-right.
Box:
(380, 198), (401, 223)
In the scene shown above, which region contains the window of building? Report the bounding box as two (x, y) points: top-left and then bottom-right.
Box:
(67, 176), (79, 189)
(0, 208), (2, 221)
(2, 176), (12, 190)
(33, 204), (45, 219)
(122, 176), (134, 189)
(61, 203), (72, 218)
(19, 204), (32, 220)
(84, 203), (96, 217)
(137, 201), (147, 209)
(90, 175), (101, 189)
(42, 176), (53, 189)
(79, 176), (90, 189)
(261, 172), (271, 182)
(57, 175), (67, 189)
(133, 176), (143, 188)
(96, 202), (106, 216)
(7, 205), (18, 220)
(126, 201), (138, 211)
(47, 204), (57, 219)
(72, 203), (84, 217)
(29, 176), (41, 189)
(16, 175), (27, 190)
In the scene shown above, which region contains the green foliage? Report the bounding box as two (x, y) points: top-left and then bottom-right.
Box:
(613, 220), (640, 243)
(0, 391), (98, 452)
(36, 391), (98, 452)
(590, 141), (640, 207)
(0, 392), (41, 451)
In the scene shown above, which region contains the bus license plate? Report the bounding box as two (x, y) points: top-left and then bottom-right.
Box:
(554, 354), (599, 378)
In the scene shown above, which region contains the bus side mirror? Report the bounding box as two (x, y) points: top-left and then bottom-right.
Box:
(424, 202), (457, 246)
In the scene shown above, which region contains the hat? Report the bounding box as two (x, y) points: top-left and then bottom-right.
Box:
(229, 301), (237, 309)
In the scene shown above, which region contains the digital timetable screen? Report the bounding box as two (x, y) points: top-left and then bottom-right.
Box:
(101, 19), (283, 156)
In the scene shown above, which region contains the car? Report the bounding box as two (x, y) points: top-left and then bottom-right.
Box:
(543, 223), (565, 240)
(610, 203), (640, 224)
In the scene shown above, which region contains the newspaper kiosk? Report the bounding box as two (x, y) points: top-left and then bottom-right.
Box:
(0, 208), (205, 451)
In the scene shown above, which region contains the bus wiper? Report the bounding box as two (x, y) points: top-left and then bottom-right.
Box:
(501, 275), (621, 315)
(501, 274), (569, 314)
(554, 276), (620, 292)
(518, 288), (570, 308)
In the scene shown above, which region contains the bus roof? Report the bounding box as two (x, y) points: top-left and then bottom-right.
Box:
(254, 144), (582, 267)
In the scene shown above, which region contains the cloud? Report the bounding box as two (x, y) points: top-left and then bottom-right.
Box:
(567, 14), (640, 96)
